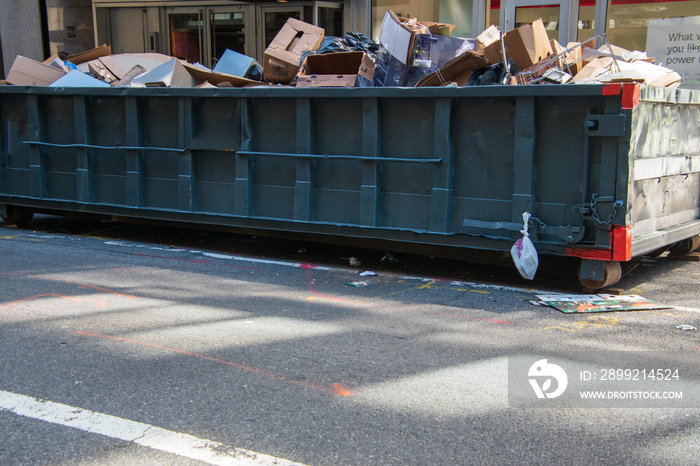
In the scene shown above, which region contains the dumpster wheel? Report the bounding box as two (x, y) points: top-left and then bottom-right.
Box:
(669, 235), (700, 256)
(578, 260), (622, 290)
(2, 206), (34, 226)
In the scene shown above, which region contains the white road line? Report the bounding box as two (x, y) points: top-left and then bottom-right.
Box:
(0, 390), (307, 466)
(673, 306), (700, 314)
(199, 252), (331, 270)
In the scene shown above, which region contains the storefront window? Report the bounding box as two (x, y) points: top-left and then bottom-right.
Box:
(606, 0), (700, 51)
(372, 0), (475, 39)
(577, 0), (596, 42)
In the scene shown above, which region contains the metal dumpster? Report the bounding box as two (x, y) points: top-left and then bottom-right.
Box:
(1, 83), (699, 288)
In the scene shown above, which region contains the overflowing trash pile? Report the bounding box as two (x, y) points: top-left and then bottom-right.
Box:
(1, 10), (681, 89)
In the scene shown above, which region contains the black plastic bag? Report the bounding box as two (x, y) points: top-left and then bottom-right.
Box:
(467, 58), (519, 86)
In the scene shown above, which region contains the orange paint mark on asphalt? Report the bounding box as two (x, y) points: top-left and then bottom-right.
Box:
(0, 272), (140, 299)
(0, 294), (106, 310)
(75, 331), (354, 397)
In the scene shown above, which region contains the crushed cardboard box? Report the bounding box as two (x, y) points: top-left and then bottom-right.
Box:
(398, 16), (456, 36)
(416, 50), (489, 87)
(263, 18), (324, 84)
(6, 55), (67, 86)
(483, 19), (553, 72)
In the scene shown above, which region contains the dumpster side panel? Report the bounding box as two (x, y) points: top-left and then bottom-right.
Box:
(1, 95), (31, 196)
(249, 98), (297, 219)
(313, 98), (363, 225)
(91, 96), (128, 206)
(2, 85), (698, 264)
(629, 87), (700, 255)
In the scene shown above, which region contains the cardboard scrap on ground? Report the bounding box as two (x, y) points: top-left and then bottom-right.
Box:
(532, 293), (674, 313)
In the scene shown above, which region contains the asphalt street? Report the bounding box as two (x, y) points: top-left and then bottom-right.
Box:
(1, 215), (699, 465)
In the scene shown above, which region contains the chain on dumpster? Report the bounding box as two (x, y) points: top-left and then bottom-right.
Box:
(591, 193), (624, 230)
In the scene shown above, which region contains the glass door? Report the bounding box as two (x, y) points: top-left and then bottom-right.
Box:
(167, 8), (204, 65)
(257, 6), (304, 54)
(500, 0), (574, 43)
(314, 2), (344, 38)
(207, 6), (255, 67)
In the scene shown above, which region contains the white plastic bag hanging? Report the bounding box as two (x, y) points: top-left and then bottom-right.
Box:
(511, 212), (539, 280)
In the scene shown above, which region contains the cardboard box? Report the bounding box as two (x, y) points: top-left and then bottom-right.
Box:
(297, 51), (374, 88)
(477, 25), (500, 50)
(6, 55), (67, 86)
(483, 19), (553, 72)
(213, 49), (263, 81)
(379, 10), (416, 66)
(415, 50), (489, 87)
(263, 18), (324, 84)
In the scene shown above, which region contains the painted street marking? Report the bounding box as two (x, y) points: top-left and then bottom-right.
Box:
(0, 390), (308, 466)
(198, 252), (331, 270)
(0, 294), (106, 310)
(674, 306), (700, 314)
(76, 331), (353, 397)
(0, 272), (140, 300)
(540, 315), (620, 332)
(399, 276), (527, 293)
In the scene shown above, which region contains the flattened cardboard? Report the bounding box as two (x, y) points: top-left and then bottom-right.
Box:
(483, 19), (553, 71)
(297, 51), (374, 88)
(263, 18), (324, 84)
(99, 53), (173, 80)
(398, 16), (456, 36)
(115, 65), (147, 87)
(6, 55), (67, 86)
(415, 50), (489, 87)
(87, 58), (119, 84)
(181, 61), (263, 87)
(131, 58), (196, 88)
(68, 45), (112, 65)
(379, 10), (416, 66)
(50, 70), (111, 88)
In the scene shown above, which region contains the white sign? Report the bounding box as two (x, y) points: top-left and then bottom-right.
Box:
(646, 16), (700, 89)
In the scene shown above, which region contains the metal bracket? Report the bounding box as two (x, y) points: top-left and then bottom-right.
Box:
(0, 204), (6, 218)
(462, 218), (585, 243)
(585, 114), (627, 137)
(551, 225), (586, 244)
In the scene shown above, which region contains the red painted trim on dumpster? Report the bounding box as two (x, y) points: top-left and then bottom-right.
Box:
(621, 83), (641, 109)
(602, 84), (622, 96)
(565, 247), (612, 260)
(611, 225), (633, 261)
